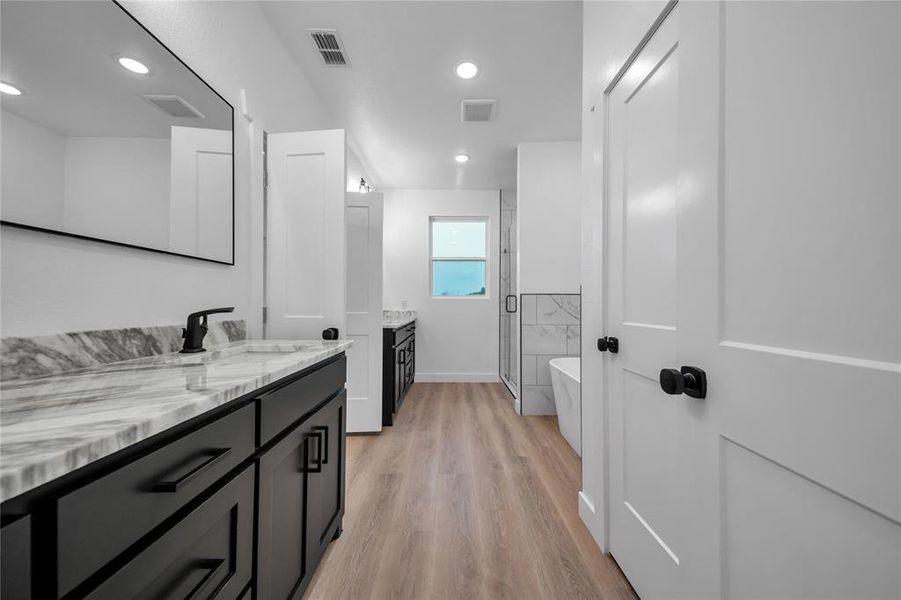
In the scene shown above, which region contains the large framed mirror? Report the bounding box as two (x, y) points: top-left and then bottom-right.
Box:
(1, 1), (235, 265)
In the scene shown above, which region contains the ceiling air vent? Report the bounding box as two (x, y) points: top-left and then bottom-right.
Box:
(308, 29), (350, 67)
(142, 95), (205, 119)
(461, 99), (497, 122)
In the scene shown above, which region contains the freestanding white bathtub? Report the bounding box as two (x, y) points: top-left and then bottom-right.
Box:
(549, 357), (581, 456)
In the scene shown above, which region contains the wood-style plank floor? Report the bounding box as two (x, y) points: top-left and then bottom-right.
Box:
(305, 382), (636, 600)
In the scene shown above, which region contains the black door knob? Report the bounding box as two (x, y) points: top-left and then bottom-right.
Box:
(659, 366), (707, 399)
(597, 336), (619, 353)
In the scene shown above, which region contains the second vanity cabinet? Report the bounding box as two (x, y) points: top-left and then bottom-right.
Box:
(0, 353), (348, 600)
(382, 322), (416, 426)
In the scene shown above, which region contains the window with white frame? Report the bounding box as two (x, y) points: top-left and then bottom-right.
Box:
(430, 217), (488, 297)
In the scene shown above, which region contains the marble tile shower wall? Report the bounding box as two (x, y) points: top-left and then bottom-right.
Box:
(520, 294), (580, 415)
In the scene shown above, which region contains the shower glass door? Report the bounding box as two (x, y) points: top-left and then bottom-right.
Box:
(499, 191), (518, 399)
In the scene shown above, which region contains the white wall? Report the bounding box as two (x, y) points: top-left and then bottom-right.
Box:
(383, 189), (500, 382)
(1, 110), (66, 229)
(517, 141), (582, 294)
(64, 137), (171, 250)
(1, 0), (367, 338)
(579, 0), (669, 551)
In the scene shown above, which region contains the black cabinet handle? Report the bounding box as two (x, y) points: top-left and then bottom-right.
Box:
(659, 366), (707, 399)
(505, 295), (518, 313)
(398, 349), (406, 365)
(302, 433), (323, 474)
(153, 448), (232, 493)
(314, 426), (329, 465)
(184, 558), (226, 600)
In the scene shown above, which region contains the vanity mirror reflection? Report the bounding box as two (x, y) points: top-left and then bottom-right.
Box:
(1, 0), (234, 264)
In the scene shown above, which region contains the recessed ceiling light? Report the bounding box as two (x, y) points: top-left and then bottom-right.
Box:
(118, 57), (150, 75)
(455, 61), (479, 80)
(455, 153), (470, 164)
(0, 82), (22, 96)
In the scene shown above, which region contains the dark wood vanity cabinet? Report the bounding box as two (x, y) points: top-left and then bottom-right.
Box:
(55, 403), (256, 598)
(0, 354), (347, 600)
(83, 465), (255, 600)
(382, 322), (415, 426)
(256, 390), (346, 600)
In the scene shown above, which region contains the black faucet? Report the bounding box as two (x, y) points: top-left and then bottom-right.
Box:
(180, 307), (235, 353)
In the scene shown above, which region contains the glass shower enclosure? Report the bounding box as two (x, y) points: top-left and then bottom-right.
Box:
(499, 190), (518, 402)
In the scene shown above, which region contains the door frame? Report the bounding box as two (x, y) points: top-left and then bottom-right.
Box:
(599, 0), (680, 551)
(262, 130), (269, 338)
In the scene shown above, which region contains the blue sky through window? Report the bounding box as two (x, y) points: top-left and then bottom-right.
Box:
(431, 219), (487, 296)
(432, 260), (486, 296)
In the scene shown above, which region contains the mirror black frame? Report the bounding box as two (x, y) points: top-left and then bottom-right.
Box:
(0, 0), (236, 266)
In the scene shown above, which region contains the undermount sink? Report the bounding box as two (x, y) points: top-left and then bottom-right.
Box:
(161, 341), (322, 366)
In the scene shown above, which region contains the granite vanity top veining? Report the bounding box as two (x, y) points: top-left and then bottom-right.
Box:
(0, 338), (353, 502)
(382, 309), (417, 329)
(1, 320), (246, 381)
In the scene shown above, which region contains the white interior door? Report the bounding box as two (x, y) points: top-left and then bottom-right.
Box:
(606, 8), (692, 598)
(606, 2), (901, 598)
(169, 126), (233, 262)
(266, 129), (346, 339)
(345, 191), (383, 433)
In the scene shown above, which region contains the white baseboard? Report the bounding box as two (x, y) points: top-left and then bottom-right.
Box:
(414, 372), (500, 383)
(579, 491), (607, 552)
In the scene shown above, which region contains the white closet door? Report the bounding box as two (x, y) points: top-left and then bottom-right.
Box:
(266, 129), (346, 340)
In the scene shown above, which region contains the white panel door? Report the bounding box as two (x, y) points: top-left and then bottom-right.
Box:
(606, 9), (691, 598)
(267, 129), (346, 339)
(345, 192), (384, 433)
(606, 2), (901, 598)
(169, 126), (233, 262)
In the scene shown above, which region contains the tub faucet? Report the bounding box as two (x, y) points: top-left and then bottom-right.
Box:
(181, 307), (234, 353)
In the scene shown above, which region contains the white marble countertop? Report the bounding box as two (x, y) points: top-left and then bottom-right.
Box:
(382, 317), (416, 329)
(0, 339), (352, 503)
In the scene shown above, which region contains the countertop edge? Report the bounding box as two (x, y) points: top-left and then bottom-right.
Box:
(0, 341), (351, 504)
(382, 318), (416, 330)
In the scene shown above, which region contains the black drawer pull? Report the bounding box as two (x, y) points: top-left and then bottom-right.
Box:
(185, 558), (226, 600)
(314, 426), (329, 464)
(303, 434), (323, 474)
(154, 448), (232, 493)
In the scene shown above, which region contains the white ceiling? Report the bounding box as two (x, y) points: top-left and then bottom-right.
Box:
(261, 1), (582, 190)
(1, 1), (231, 138)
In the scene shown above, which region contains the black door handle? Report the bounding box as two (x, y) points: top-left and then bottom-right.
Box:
(597, 336), (619, 353)
(659, 366), (707, 399)
(302, 432), (323, 473)
(314, 425), (329, 464)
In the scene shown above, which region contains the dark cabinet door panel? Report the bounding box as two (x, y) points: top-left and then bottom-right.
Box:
(256, 418), (311, 600)
(305, 392), (346, 572)
(1, 515), (30, 600)
(83, 464), (254, 600)
(56, 403), (255, 597)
